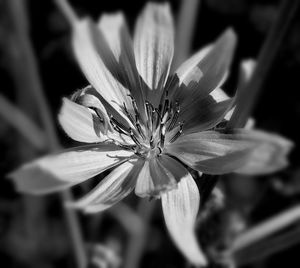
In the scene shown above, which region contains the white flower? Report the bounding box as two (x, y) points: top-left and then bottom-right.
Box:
(10, 3), (292, 266)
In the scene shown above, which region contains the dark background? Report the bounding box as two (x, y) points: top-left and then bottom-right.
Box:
(1, 0), (300, 267)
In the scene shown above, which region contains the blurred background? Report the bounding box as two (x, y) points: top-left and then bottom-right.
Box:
(0, 0), (300, 267)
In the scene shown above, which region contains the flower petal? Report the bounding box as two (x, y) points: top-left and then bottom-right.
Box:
(97, 13), (147, 120)
(176, 93), (235, 134)
(233, 130), (293, 174)
(175, 44), (212, 85)
(68, 160), (141, 213)
(161, 172), (207, 266)
(165, 130), (264, 174)
(134, 3), (174, 104)
(59, 98), (108, 143)
(72, 18), (132, 121)
(173, 28), (237, 105)
(135, 157), (177, 198)
(9, 144), (134, 194)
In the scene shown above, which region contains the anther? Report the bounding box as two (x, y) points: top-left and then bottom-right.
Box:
(110, 115), (130, 134)
(128, 95), (139, 120)
(150, 135), (154, 149)
(160, 124), (166, 148)
(169, 123), (183, 143)
(130, 129), (142, 146)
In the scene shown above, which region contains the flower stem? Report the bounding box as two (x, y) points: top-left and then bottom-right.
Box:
(124, 200), (156, 268)
(8, 0), (87, 267)
(231, 205), (300, 251)
(54, 0), (78, 25)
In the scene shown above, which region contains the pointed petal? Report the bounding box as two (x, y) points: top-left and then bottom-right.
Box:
(175, 44), (212, 85)
(176, 93), (235, 134)
(233, 130), (293, 175)
(135, 157), (177, 198)
(71, 87), (135, 144)
(97, 13), (146, 120)
(165, 130), (264, 174)
(68, 160), (141, 213)
(134, 3), (174, 103)
(210, 88), (234, 121)
(9, 144), (134, 194)
(173, 29), (237, 105)
(161, 173), (207, 265)
(59, 98), (108, 143)
(72, 19), (132, 119)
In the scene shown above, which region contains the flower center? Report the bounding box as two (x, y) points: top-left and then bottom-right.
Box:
(109, 94), (184, 158)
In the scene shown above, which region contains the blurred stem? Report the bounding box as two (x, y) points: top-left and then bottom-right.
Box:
(227, 0), (299, 128)
(234, 225), (300, 265)
(109, 203), (144, 236)
(231, 205), (300, 251)
(8, 0), (87, 267)
(0, 94), (46, 150)
(172, 0), (200, 70)
(124, 200), (156, 268)
(54, 0), (78, 25)
(201, 0), (299, 205)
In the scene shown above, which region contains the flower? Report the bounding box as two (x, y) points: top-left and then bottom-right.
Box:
(10, 2), (292, 266)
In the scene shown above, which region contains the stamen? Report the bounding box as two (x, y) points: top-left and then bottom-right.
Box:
(145, 101), (153, 132)
(130, 129), (142, 146)
(111, 123), (129, 136)
(90, 108), (104, 122)
(136, 121), (146, 140)
(154, 108), (162, 129)
(160, 124), (166, 148)
(157, 147), (163, 156)
(123, 102), (135, 125)
(162, 98), (169, 116)
(119, 144), (137, 151)
(158, 104), (162, 114)
(161, 112), (169, 124)
(128, 94), (140, 120)
(169, 123), (183, 143)
(150, 135), (154, 149)
(110, 115), (130, 134)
